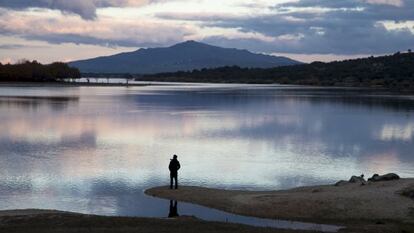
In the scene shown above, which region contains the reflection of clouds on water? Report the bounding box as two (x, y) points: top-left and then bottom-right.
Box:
(360, 151), (403, 175)
(272, 175), (332, 189)
(61, 131), (97, 147)
(377, 123), (414, 142)
(189, 96), (412, 165)
(85, 180), (169, 217)
(0, 85), (414, 215)
(0, 131), (97, 155)
(0, 178), (33, 195)
(0, 176), (167, 216)
(132, 87), (414, 113)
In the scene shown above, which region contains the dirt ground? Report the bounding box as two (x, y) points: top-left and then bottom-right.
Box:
(146, 179), (414, 232)
(0, 210), (325, 233)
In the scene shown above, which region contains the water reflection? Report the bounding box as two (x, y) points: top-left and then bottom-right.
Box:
(168, 200), (179, 218)
(0, 84), (413, 218)
(164, 199), (342, 232)
(0, 96), (79, 111)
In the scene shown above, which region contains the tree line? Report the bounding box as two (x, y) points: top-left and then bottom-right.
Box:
(0, 60), (81, 82)
(138, 51), (414, 91)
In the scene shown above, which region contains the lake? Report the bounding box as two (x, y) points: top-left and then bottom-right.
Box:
(0, 83), (413, 224)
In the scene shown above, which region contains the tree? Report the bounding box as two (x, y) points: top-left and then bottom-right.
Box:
(0, 60), (81, 82)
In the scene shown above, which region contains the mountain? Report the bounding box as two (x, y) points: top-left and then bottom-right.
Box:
(68, 41), (301, 74)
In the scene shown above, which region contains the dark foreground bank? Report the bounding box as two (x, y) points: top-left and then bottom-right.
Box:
(0, 209), (324, 233)
(0, 209), (411, 233)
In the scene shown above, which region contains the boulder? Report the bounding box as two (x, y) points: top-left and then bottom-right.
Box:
(405, 190), (414, 199)
(368, 173), (400, 182)
(403, 189), (414, 199)
(399, 186), (414, 199)
(335, 175), (367, 186)
(334, 180), (349, 186)
(349, 175), (367, 185)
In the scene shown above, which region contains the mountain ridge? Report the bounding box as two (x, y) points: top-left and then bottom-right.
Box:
(68, 41), (301, 74)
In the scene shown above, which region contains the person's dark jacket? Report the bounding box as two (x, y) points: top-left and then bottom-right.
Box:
(169, 158), (181, 174)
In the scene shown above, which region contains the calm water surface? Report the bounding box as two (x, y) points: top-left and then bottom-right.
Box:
(0, 83), (413, 226)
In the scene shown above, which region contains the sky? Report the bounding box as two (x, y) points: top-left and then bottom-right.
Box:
(0, 0), (413, 63)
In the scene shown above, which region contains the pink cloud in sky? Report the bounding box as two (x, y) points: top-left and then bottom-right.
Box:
(0, 57), (13, 64)
(0, 0), (413, 63)
(0, 10), (196, 47)
(0, 0), (151, 19)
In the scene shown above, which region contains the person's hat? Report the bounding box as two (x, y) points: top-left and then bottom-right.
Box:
(173, 154), (177, 159)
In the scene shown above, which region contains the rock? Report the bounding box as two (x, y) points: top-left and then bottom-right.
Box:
(368, 174), (379, 181)
(349, 175), (367, 185)
(334, 174), (368, 186)
(334, 180), (349, 186)
(311, 188), (322, 193)
(335, 175), (367, 186)
(368, 173), (400, 182)
(400, 186), (414, 199)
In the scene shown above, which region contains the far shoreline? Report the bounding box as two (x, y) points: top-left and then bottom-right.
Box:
(2, 80), (414, 95)
(0, 81), (150, 87)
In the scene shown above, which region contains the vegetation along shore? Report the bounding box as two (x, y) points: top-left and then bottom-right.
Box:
(0, 60), (80, 82)
(136, 51), (414, 91)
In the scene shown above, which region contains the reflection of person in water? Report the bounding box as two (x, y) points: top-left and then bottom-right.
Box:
(169, 154), (181, 189)
(168, 200), (179, 218)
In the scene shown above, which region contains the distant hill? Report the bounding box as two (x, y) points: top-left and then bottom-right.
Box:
(140, 51), (414, 91)
(68, 41), (301, 74)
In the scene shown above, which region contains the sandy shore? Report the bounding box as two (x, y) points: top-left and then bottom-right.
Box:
(146, 179), (414, 231)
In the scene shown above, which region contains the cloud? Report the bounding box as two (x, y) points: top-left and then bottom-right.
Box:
(158, 0), (414, 54)
(0, 43), (46, 49)
(155, 12), (245, 22)
(0, 57), (13, 64)
(0, 0), (149, 20)
(202, 24), (414, 55)
(1, 0), (414, 58)
(0, 10), (196, 48)
(0, 44), (25, 49)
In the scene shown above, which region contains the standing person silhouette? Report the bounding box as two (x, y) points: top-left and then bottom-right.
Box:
(169, 154), (181, 189)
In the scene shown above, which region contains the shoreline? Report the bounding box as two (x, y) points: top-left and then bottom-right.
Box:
(1, 81), (414, 95)
(1, 178), (413, 233)
(145, 179), (414, 230)
(0, 81), (150, 87)
(134, 79), (414, 93)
